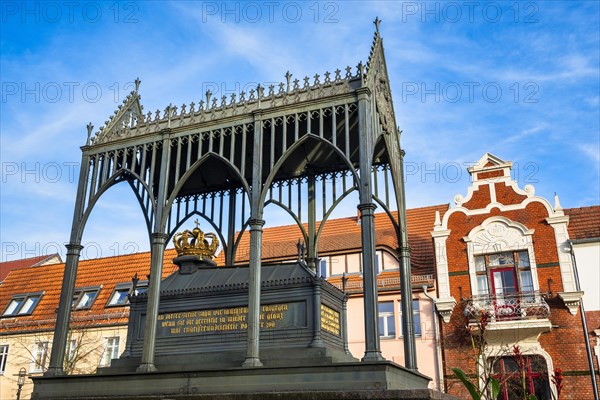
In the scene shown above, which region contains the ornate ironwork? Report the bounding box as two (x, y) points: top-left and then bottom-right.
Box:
(464, 291), (550, 322)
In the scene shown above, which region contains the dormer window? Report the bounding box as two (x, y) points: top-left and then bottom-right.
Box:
(2, 293), (43, 317)
(72, 287), (100, 310)
(106, 281), (148, 307)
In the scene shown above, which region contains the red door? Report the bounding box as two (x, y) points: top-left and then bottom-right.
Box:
(491, 267), (518, 319)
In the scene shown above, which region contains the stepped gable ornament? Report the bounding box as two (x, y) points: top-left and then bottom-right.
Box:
(173, 219), (219, 260)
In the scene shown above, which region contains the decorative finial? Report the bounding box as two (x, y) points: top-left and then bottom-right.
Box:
(173, 224), (220, 260)
(285, 71), (292, 92)
(194, 218), (200, 228)
(434, 210), (441, 227)
(554, 193), (563, 211)
(205, 90), (212, 110)
(134, 77), (141, 92)
(374, 17), (381, 33)
(86, 122), (94, 145)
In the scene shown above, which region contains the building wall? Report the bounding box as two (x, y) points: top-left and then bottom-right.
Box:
(346, 292), (440, 389)
(434, 154), (595, 399)
(573, 241), (600, 311)
(0, 325), (128, 400)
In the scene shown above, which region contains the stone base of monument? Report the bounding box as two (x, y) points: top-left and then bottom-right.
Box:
(32, 260), (457, 399)
(31, 361), (456, 400)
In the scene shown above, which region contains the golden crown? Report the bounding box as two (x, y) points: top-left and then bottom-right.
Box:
(173, 221), (219, 259)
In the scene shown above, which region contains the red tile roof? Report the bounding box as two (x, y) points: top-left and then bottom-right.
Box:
(0, 254), (62, 282)
(234, 204), (448, 275)
(565, 206), (600, 240)
(0, 205), (447, 333)
(0, 251), (178, 332)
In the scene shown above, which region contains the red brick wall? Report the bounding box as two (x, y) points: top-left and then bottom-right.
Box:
(438, 180), (596, 398)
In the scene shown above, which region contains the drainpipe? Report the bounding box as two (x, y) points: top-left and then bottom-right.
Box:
(567, 240), (599, 400)
(423, 285), (443, 392)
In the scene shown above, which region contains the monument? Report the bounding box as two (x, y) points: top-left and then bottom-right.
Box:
(31, 20), (456, 399)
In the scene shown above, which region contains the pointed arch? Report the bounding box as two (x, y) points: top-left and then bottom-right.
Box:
(78, 169), (156, 243)
(259, 134), (359, 206)
(162, 152), (250, 232)
(166, 211), (227, 256)
(264, 198), (309, 245)
(315, 186), (358, 245)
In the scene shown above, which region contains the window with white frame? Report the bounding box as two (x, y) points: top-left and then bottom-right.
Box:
(31, 341), (49, 373)
(68, 339), (77, 362)
(0, 345), (8, 375)
(466, 217), (538, 298)
(378, 302), (396, 338)
(375, 251), (381, 275)
(399, 299), (422, 337)
(475, 250), (534, 297)
(2, 293), (43, 317)
(101, 337), (120, 367)
(319, 258), (329, 278)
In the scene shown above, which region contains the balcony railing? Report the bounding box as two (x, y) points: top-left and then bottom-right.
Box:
(464, 291), (550, 322)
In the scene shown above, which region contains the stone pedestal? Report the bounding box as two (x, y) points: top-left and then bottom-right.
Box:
(31, 361), (456, 399)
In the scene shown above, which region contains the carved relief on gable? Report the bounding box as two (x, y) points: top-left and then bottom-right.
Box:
(375, 75), (394, 135)
(472, 224), (527, 253)
(467, 219), (533, 254)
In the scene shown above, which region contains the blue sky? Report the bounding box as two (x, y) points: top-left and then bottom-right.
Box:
(1, 1), (598, 262)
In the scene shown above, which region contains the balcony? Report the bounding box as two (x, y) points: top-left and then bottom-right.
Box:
(464, 291), (550, 322)
(464, 291), (552, 344)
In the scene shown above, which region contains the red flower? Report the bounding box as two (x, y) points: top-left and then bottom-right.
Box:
(552, 367), (564, 397)
(512, 344), (525, 370)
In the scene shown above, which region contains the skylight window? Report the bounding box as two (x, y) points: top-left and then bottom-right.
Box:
(2, 293), (43, 317)
(72, 287), (101, 310)
(106, 281), (148, 307)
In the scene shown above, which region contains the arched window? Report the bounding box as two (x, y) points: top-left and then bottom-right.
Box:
(465, 217), (540, 298)
(491, 355), (551, 400)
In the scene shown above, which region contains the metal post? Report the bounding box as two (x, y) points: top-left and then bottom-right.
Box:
(225, 188), (237, 265)
(359, 203), (383, 361)
(356, 87), (382, 362)
(137, 232), (168, 372)
(396, 148), (418, 371)
(243, 218), (265, 367)
(47, 152), (90, 376)
(138, 128), (171, 372)
(243, 110), (264, 368)
(306, 173), (317, 272)
(46, 243), (83, 375)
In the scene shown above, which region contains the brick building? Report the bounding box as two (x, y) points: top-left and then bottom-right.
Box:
(432, 153), (599, 399)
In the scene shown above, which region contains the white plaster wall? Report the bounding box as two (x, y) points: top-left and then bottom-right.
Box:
(345, 293), (439, 389)
(573, 241), (600, 311)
